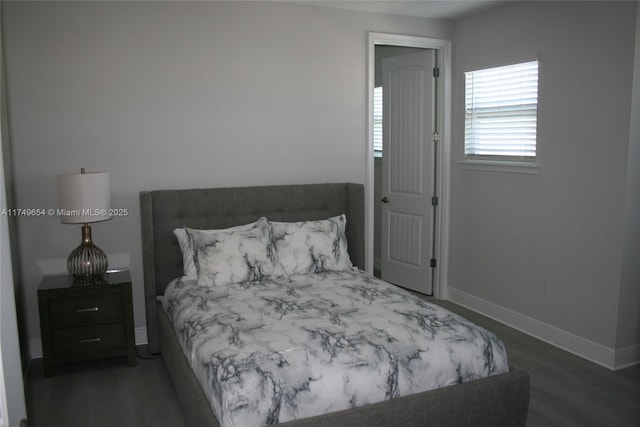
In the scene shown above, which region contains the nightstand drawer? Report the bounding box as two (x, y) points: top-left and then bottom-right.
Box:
(51, 323), (127, 358)
(49, 293), (124, 327)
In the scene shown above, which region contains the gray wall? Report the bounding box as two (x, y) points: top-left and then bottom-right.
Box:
(2, 1), (452, 355)
(616, 5), (640, 352)
(1, 6), (27, 421)
(450, 0), (638, 357)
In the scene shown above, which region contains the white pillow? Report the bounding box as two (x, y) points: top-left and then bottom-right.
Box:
(173, 219), (258, 279)
(270, 214), (353, 275)
(188, 218), (278, 287)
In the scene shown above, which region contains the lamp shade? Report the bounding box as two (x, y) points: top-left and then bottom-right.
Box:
(57, 171), (112, 224)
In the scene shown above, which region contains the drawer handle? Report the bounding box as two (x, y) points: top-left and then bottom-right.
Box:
(78, 337), (101, 344)
(76, 307), (99, 313)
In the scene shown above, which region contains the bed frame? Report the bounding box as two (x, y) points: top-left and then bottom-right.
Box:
(140, 182), (529, 427)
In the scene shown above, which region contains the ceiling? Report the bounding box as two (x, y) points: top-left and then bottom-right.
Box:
(289, 1), (507, 20)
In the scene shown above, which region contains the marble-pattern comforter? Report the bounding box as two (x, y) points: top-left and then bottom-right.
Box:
(163, 269), (509, 427)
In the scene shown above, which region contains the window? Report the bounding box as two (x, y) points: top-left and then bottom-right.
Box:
(373, 86), (383, 155)
(464, 61), (539, 162)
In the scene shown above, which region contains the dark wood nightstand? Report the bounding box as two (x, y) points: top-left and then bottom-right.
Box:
(37, 270), (137, 377)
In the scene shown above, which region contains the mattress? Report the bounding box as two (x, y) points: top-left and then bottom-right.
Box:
(163, 269), (509, 427)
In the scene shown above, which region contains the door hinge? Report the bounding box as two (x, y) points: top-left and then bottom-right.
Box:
(431, 196), (439, 206)
(433, 67), (440, 78)
(432, 131), (440, 144)
(430, 258), (437, 269)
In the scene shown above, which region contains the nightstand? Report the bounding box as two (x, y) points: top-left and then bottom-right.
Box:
(37, 270), (137, 377)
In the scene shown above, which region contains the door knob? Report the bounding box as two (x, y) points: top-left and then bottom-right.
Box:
(381, 197), (389, 203)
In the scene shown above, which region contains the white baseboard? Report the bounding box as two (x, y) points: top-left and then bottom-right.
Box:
(29, 327), (148, 360)
(447, 287), (639, 371)
(29, 340), (42, 360)
(135, 327), (149, 346)
(614, 345), (640, 370)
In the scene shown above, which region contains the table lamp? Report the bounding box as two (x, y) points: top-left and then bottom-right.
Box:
(57, 168), (112, 282)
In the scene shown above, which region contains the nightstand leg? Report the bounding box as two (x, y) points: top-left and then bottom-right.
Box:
(43, 358), (54, 377)
(127, 348), (137, 367)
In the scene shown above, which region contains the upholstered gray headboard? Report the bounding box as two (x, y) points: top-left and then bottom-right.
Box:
(140, 183), (365, 353)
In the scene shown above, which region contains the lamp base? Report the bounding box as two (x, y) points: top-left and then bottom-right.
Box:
(67, 224), (109, 283)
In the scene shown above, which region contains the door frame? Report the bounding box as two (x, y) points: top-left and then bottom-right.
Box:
(366, 32), (451, 299)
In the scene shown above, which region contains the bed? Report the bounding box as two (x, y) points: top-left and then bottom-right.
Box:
(140, 182), (529, 427)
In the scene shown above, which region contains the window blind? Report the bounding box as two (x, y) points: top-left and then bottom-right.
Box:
(373, 86), (383, 153)
(464, 61), (539, 160)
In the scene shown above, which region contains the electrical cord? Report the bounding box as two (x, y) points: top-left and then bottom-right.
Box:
(136, 345), (162, 360)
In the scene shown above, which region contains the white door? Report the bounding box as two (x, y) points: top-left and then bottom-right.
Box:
(380, 50), (436, 295)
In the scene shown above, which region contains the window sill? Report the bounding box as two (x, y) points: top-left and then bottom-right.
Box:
(458, 159), (538, 175)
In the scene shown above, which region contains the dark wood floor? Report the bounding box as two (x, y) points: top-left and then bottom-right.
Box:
(25, 351), (188, 427)
(432, 300), (640, 427)
(24, 299), (640, 427)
